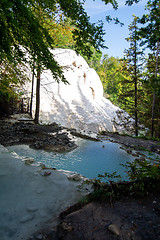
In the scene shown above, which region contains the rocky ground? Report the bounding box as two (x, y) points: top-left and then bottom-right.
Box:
(0, 116), (77, 153)
(27, 190), (160, 240)
(39, 194), (160, 240)
(98, 132), (160, 155)
(0, 114), (160, 155)
(0, 115), (160, 240)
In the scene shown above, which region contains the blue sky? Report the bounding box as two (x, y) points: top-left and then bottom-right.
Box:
(83, 0), (147, 58)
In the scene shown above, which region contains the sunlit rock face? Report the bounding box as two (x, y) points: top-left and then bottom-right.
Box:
(28, 49), (134, 133)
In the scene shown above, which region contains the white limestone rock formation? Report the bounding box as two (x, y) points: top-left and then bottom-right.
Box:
(27, 49), (134, 134)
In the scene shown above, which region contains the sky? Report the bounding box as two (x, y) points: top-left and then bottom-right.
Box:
(83, 0), (148, 58)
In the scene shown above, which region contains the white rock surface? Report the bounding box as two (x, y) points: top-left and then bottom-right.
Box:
(0, 144), (88, 240)
(26, 49), (134, 133)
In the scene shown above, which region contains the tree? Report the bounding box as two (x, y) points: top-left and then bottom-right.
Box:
(89, 53), (134, 111)
(0, 0), (142, 121)
(140, 53), (160, 138)
(97, 55), (123, 101)
(83, 47), (102, 71)
(0, 0), (107, 69)
(124, 16), (144, 136)
(138, 0), (160, 137)
(34, 64), (41, 124)
(0, 0), (107, 122)
(29, 67), (35, 118)
(151, 42), (159, 137)
(0, 59), (29, 116)
(31, 3), (76, 123)
(0, 0), (143, 70)
(0, 0), (66, 121)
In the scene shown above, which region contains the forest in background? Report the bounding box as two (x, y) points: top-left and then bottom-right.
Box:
(88, 8), (160, 138)
(0, 0), (159, 138)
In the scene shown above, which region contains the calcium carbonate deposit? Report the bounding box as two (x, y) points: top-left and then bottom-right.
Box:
(26, 49), (134, 134)
(0, 145), (88, 240)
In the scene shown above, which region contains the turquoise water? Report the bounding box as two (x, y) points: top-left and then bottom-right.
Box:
(7, 140), (135, 180)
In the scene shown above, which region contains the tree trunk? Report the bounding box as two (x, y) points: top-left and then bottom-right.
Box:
(151, 41), (159, 137)
(134, 38), (138, 137)
(30, 68), (35, 118)
(135, 76), (138, 136)
(34, 68), (40, 124)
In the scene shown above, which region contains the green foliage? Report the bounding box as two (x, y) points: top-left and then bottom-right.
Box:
(125, 0), (141, 6)
(138, 53), (160, 137)
(138, 0), (160, 49)
(122, 158), (160, 181)
(83, 47), (102, 70)
(138, 0), (160, 137)
(0, 0), (142, 71)
(134, 133), (160, 141)
(0, 0), (65, 83)
(123, 16), (145, 136)
(92, 8), (159, 138)
(0, 0), (107, 80)
(96, 171), (122, 182)
(0, 59), (29, 116)
(97, 55), (119, 100)
(92, 54), (135, 113)
(0, 0), (114, 118)
(2, 0), (158, 124)
(85, 156), (160, 202)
